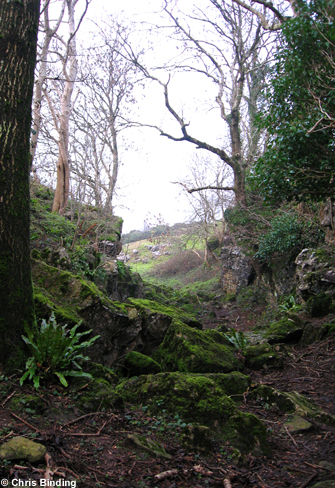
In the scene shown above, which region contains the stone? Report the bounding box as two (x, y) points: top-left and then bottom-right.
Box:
(0, 437), (46, 463)
(284, 415), (313, 434)
(117, 372), (268, 455)
(155, 321), (241, 373)
(221, 246), (255, 295)
(124, 434), (172, 459)
(295, 248), (335, 301)
(244, 343), (283, 370)
(98, 240), (122, 258)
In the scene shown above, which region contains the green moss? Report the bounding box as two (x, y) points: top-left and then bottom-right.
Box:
(116, 372), (268, 454)
(124, 351), (162, 376)
(127, 298), (201, 329)
(155, 320), (241, 373)
(244, 344), (282, 370)
(264, 317), (303, 344)
(204, 372), (251, 396)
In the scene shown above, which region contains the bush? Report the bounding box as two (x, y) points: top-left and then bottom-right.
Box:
(255, 213), (324, 262)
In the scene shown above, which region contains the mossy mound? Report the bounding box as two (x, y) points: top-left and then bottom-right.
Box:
(116, 372), (268, 455)
(244, 344), (283, 370)
(124, 351), (162, 376)
(84, 362), (119, 385)
(154, 321), (241, 373)
(203, 372), (251, 396)
(263, 317), (304, 344)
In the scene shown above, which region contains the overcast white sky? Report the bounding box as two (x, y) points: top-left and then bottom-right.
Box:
(75, 0), (227, 232)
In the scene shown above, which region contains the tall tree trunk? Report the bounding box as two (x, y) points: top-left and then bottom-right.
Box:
(52, 0), (78, 214)
(0, 0), (40, 370)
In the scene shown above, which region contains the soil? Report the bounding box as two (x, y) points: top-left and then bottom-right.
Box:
(1, 306), (335, 488)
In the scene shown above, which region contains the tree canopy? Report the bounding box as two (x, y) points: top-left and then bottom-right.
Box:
(252, 0), (335, 203)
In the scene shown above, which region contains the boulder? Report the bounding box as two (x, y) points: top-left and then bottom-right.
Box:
(295, 248), (335, 300)
(0, 437), (46, 463)
(263, 316), (304, 344)
(155, 321), (241, 373)
(221, 246), (255, 295)
(244, 343), (283, 370)
(116, 372), (268, 455)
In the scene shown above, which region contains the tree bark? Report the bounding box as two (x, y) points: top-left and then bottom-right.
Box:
(0, 0), (40, 369)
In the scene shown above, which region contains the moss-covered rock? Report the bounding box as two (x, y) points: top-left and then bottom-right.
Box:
(263, 317), (304, 344)
(250, 385), (335, 425)
(203, 371), (251, 396)
(116, 372), (268, 455)
(124, 351), (162, 376)
(244, 344), (283, 370)
(128, 298), (201, 330)
(0, 437), (46, 462)
(155, 321), (241, 373)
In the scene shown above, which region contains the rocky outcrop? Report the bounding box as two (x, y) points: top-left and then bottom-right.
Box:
(221, 246), (255, 295)
(31, 260), (200, 369)
(295, 248), (335, 300)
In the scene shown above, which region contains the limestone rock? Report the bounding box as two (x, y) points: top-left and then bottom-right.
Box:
(0, 437), (46, 463)
(221, 246), (255, 295)
(295, 248), (335, 301)
(284, 415), (313, 434)
(117, 372), (268, 455)
(155, 321), (241, 373)
(244, 343), (283, 370)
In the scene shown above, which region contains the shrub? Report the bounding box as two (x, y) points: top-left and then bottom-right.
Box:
(20, 313), (100, 388)
(255, 213), (324, 262)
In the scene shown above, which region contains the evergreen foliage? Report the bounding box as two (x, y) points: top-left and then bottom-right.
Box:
(252, 0), (335, 203)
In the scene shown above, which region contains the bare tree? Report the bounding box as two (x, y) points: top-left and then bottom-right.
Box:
(30, 0), (66, 170)
(71, 21), (137, 213)
(178, 155), (233, 264)
(39, 0), (91, 213)
(128, 0), (274, 206)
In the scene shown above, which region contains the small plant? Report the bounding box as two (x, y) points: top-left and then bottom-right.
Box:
(224, 329), (248, 352)
(20, 313), (100, 388)
(278, 295), (302, 314)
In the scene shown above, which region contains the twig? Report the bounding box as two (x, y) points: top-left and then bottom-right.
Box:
(284, 426), (299, 449)
(301, 473), (317, 488)
(68, 420), (108, 437)
(154, 469), (178, 481)
(64, 411), (108, 427)
(1, 390), (16, 408)
(1, 430), (13, 442)
(10, 413), (41, 433)
(303, 461), (327, 471)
